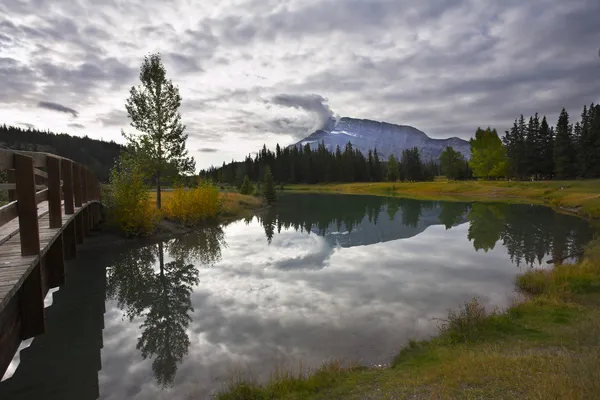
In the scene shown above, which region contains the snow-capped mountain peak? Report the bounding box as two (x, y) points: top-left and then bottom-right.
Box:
(292, 117), (470, 161)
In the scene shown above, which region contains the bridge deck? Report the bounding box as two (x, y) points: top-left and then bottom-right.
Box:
(0, 200), (96, 314)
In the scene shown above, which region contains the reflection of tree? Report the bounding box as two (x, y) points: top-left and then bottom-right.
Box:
(137, 242), (198, 387)
(106, 226), (226, 387)
(468, 203), (506, 252)
(438, 202), (471, 229)
(468, 203), (594, 267)
(400, 200), (423, 228)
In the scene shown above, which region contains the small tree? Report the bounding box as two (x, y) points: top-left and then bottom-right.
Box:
(386, 154), (399, 182)
(240, 175), (253, 195)
(124, 53), (195, 209)
(263, 166), (276, 205)
(105, 152), (160, 236)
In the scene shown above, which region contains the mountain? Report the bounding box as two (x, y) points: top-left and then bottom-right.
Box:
(292, 117), (471, 161)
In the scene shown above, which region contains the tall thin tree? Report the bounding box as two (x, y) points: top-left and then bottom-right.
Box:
(124, 53), (195, 209)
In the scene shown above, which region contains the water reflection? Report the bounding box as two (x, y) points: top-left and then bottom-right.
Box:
(257, 194), (594, 267)
(105, 227), (226, 387)
(1, 195), (595, 400)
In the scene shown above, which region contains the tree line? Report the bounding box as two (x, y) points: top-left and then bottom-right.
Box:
(201, 103), (599, 184)
(0, 124), (123, 182)
(200, 141), (448, 186)
(469, 103), (600, 180)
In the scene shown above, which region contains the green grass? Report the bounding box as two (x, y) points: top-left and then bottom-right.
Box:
(285, 180), (600, 219)
(214, 195), (600, 400)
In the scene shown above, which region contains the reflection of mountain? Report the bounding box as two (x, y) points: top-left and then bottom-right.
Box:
(105, 226), (226, 387)
(258, 194), (594, 268)
(258, 194), (469, 248)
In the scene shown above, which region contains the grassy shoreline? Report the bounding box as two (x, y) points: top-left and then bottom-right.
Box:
(285, 180), (600, 220)
(217, 180), (600, 399)
(149, 190), (264, 225)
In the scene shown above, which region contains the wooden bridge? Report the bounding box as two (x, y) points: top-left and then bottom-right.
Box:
(0, 149), (102, 378)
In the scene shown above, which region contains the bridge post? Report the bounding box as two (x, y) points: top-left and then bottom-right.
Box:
(14, 154), (40, 256)
(82, 169), (90, 236)
(14, 153), (45, 338)
(73, 164), (84, 244)
(61, 160), (76, 260)
(47, 156), (62, 229)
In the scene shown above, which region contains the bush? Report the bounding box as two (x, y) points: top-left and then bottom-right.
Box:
(163, 182), (222, 226)
(105, 155), (160, 236)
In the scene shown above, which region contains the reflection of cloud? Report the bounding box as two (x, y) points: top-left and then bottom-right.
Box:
(94, 219), (521, 399)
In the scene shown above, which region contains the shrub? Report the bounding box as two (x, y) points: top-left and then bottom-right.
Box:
(105, 154), (160, 236)
(163, 182), (222, 226)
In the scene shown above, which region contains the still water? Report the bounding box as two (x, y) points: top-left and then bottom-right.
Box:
(0, 194), (595, 399)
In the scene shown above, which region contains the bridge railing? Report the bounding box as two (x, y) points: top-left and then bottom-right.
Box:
(0, 149), (101, 254)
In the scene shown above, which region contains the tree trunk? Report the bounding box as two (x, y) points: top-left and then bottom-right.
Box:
(156, 170), (161, 209)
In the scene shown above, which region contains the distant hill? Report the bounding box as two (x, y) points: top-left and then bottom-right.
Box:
(0, 125), (123, 182)
(292, 117), (471, 161)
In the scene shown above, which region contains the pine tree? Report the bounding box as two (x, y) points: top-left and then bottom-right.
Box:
(240, 175), (253, 195)
(263, 166), (276, 205)
(539, 116), (554, 179)
(553, 108), (575, 179)
(124, 53), (195, 209)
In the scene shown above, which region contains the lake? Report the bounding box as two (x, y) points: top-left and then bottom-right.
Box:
(0, 194), (595, 399)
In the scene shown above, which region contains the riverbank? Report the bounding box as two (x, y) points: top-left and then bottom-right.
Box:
(149, 191), (264, 225)
(216, 181), (600, 399)
(286, 180), (600, 220)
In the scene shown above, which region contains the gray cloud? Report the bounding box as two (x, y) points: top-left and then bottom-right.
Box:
(96, 109), (129, 127)
(38, 101), (79, 117)
(68, 123), (85, 129)
(198, 148), (218, 153)
(270, 94), (337, 132)
(0, 0), (599, 168)
(17, 122), (35, 129)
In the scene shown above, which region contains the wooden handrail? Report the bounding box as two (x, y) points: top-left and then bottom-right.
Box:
(0, 149), (101, 231)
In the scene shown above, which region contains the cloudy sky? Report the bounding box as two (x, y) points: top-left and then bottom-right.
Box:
(1, 0), (599, 169)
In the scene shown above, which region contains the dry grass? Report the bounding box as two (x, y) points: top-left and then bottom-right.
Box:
(147, 189), (263, 225)
(287, 180), (600, 219)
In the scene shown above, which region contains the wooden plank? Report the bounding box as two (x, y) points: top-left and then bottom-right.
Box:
(73, 164), (82, 207)
(33, 168), (48, 178)
(0, 148), (15, 169)
(62, 159), (74, 215)
(47, 157), (62, 229)
(7, 169), (16, 202)
(35, 188), (48, 204)
(18, 262), (45, 339)
(0, 184), (47, 190)
(0, 201), (18, 228)
(15, 153), (40, 257)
